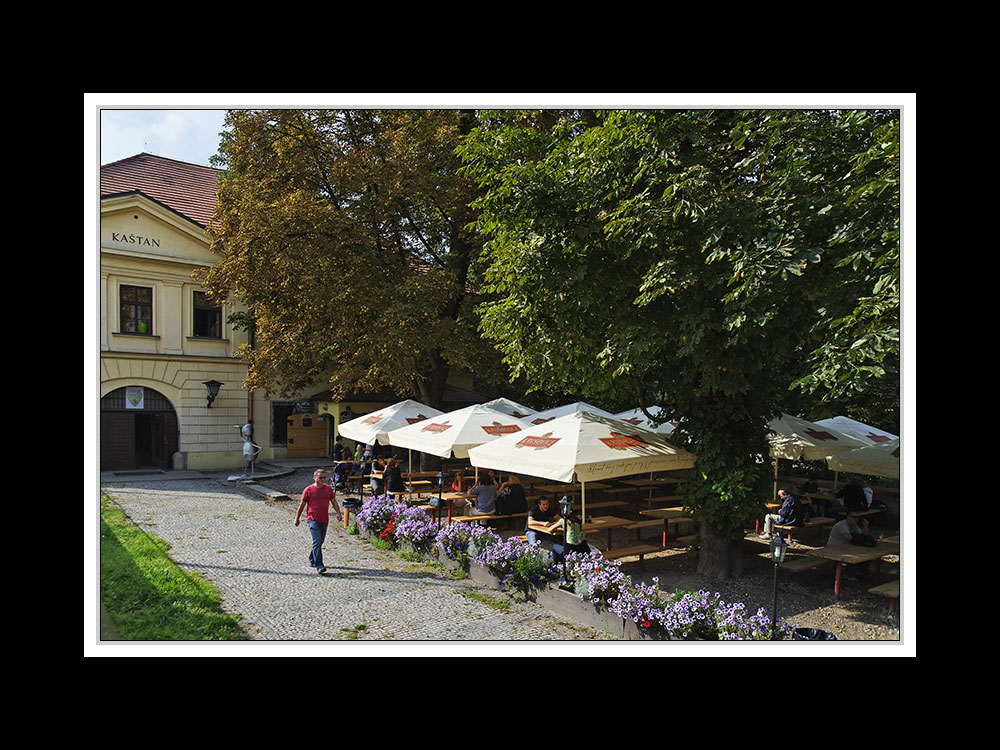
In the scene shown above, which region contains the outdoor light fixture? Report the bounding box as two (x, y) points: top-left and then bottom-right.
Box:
(769, 534), (787, 640)
(435, 471), (446, 527)
(770, 534), (788, 565)
(559, 495), (572, 518)
(203, 380), (223, 408)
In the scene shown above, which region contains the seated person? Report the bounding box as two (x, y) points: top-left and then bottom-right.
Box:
(495, 474), (528, 515)
(836, 478), (867, 512)
(826, 510), (871, 581)
(551, 511), (590, 563)
(369, 456), (387, 496)
(467, 475), (497, 516)
(382, 457), (405, 495)
(451, 471), (468, 494)
(525, 496), (562, 545)
(760, 489), (806, 539)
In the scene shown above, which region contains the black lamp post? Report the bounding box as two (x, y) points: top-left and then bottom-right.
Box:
(558, 495), (572, 586)
(769, 533), (788, 640)
(203, 380), (223, 408)
(435, 471), (445, 528)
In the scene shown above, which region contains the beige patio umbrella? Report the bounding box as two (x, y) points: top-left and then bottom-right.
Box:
(468, 411), (696, 524)
(814, 416), (899, 445)
(767, 413), (869, 497)
(337, 399), (444, 476)
(826, 438), (900, 479)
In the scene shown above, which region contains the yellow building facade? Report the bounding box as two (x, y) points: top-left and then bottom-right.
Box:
(100, 153), (487, 473)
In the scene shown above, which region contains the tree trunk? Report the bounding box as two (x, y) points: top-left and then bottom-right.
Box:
(696, 522), (744, 580)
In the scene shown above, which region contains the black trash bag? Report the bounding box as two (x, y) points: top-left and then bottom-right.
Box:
(792, 627), (837, 641)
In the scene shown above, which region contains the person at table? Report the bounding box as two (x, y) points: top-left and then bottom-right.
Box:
(451, 471), (468, 494)
(798, 475), (820, 495)
(495, 474), (528, 515)
(826, 510), (872, 582)
(759, 489), (806, 540)
(383, 457), (405, 495)
(369, 456), (387, 496)
(525, 496), (562, 546)
(467, 474), (498, 516)
(551, 510), (589, 563)
(798, 474), (825, 517)
(836, 478), (867, 513)
(333, 435), (347, 463)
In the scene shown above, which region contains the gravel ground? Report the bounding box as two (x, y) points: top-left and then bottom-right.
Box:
(99, 465), (904, 647)
(100, 469), (612, 645)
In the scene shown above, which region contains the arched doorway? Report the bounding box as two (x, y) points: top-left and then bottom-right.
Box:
(101, 386), (179, 471)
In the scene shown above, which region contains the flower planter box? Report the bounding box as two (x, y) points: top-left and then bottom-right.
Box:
(622, 618), (677, 641)
(428, 542), (467, 573)
(527, 584), (626, 639)
(355, 523), (700, 640)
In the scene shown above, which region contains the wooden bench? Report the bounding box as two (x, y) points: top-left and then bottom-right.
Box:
(778, 555), (833, 584)
(775, 516), (835, 541)
(602, 544), (660, 563)
(868, 580), (900, 612)
(645, 494), (683, 505)
(675, 534), (698, 546)
(576, 500), (628, 510)
(387, 489), (432, 502)
(626, 518), (693, 543)
(450, 512), (529, 528)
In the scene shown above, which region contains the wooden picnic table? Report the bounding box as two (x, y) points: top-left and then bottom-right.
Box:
(582, 515), (636, 551)
(439, 492), (475, 524)
(640, 507), (690, 546)
(807, 542), (899, 601)
(535, 482), (612, 494)
(620, 477), (680, 488)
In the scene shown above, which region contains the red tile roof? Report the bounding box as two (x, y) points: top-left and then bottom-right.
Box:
(101, 152), (221, 228)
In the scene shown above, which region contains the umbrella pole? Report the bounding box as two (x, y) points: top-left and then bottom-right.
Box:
(582, 482), (586, 524)
(773, 459), (778, 500)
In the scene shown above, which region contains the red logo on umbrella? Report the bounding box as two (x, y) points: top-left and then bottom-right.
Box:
(405, 414), (429, 424)
(866, 433), (892, 443)
(599, 432), (648, 450)
(621, 417), (644, 425)
(421, 421), (453, 433)
(516, 432), (561, 449)
(511, 411), (531, 419)
(804, 429), (838, 441)
(481, 421), (522, 435)
(531, 417), (555, 425)
(362, 413), (383, 424)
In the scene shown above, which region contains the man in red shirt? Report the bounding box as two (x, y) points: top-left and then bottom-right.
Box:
(294, 469), (343, 575)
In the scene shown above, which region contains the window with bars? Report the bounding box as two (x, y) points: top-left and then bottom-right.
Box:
(193, 291), (222, 338)
(120, 285), (153, 334)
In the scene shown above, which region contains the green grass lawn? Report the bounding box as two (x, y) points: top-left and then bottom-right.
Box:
(100, 493), (247, 641)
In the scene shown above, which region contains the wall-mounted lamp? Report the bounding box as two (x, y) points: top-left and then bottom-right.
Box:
(203, 380), (223, 408)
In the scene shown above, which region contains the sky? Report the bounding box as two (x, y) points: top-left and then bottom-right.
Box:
(99, 108), (228, 167)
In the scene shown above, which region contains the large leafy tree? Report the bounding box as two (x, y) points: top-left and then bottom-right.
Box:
(199, 109), (492, 409)
(459, 109), (900, 579)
